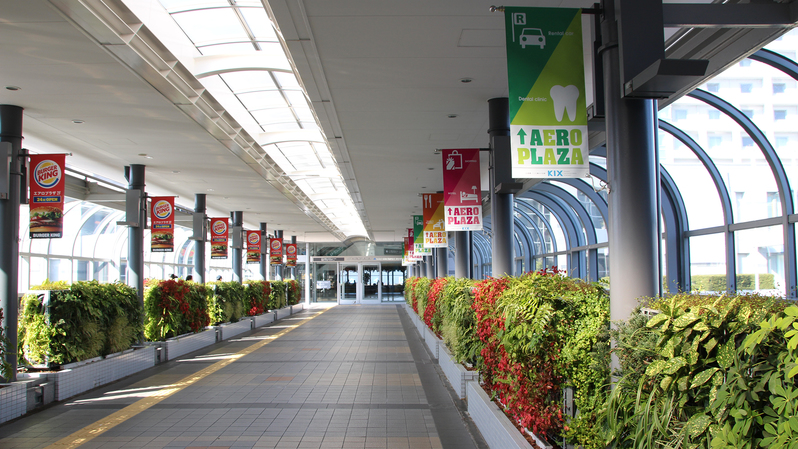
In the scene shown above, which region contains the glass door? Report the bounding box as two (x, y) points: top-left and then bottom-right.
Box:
(313, 262), (338, 302)
(380, 262), (406, 302)
(362, 263), (381, 303)
(339, 264), (359, 304)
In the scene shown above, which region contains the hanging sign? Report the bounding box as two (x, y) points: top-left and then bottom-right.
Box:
(269, 237), (283, 265)
(285, 243), (297, 267)
(246, 230), (261, 264)
(505, 7), (588, 178)
(413, 215), (432, 255)
(441, 149), (482, 231)
(402, 237), (412, 266)
(406, 228), (422, 262)
(210, 218), (228, 259)
(29, 154), (66, 239)
(422, 193), (446, 248)
(150, 197), (175, 252)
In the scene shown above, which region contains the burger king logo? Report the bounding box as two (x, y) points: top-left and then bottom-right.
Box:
(286, 245), (296, 255)
(271, 239), (282, 250)
(212, 220), (227, 235)
(34, 160), (62, 189)
(152, 200), (172, 220)
(248, 232), (260, 245)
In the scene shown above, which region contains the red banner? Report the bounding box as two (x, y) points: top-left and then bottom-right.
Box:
(269, 237), (283, 265)
(150, 197), (175, 252)
(285, 243), (297, 267)
(422, 193), (446, 248)
(246, 230), (261, 264)
(29, 154), (66, 239)
(210, 218), (228, 259)
(441, 148), (482, 231)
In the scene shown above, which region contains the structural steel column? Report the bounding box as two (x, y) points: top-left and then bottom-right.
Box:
(260, 223), (268, 281)
(0, 105), (23, 381)
(454, 231), (471, 279)
(436, 248), (448, 278)
(231, 211), (243, 283)
(193, 194), (206, 284)
(489, 97), (515, 277)
(126, 164), (145, 317)
(274, 229), (283, 280)
(290, 235), (297, 280)
(602, 1), (661, 325)
(305, 242), (311, 305)
(425, 255), (434, 278)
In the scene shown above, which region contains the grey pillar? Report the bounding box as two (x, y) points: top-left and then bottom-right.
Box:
(260, 223), (268, 281)
(454, 231), (471, 279)
(0, 105), (23, 381)
(290, 235), (297, 280)
(436, 248), (448, 278)
(425, 255), (434, 278)
(305, 242), (311, 305)
(125, 164), (145, 317)
(489, 97), (515, 277)
(193, 194), (206, 284)
(274, 230), (283, 280)
(231, 211), (243, 283)
(602, 1), (661, 325)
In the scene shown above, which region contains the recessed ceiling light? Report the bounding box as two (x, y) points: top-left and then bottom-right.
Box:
(460, 78), (473, 83)
(447, 114), (458, 119)
(5, 86), (20, 91)
(71, 119), (84, 124)
(172, 170), (180, 174)
(427, 167), (435, 170)
(137, 153), (152, 159)
(207, 188), (214, 192)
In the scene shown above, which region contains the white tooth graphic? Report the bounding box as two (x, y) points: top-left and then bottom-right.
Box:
(550, 85), (580, 122)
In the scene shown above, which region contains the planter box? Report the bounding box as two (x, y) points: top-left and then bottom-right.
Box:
(290, 303), (304, 313)
(467, 381), (539, 449)
(423, 326), (441, 360)
(274, 306), (292, 320)
(252, 312), (276, 328)
(0, 382), (26, 424)
(163, 328), (217, 361)
(218, 318), (254, 341)
(438, 344), (478, 399)
(35, 346), (156, 402)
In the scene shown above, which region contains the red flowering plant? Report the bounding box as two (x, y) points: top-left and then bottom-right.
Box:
(405, 277), (420, 313)
(286, 279), (300, 305)
(144, 279), (210, 341)
(245, 281), (270, 316)
(424, 277), (448, 333)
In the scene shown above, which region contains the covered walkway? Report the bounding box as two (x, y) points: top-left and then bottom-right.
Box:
(0, 305), (485, 449)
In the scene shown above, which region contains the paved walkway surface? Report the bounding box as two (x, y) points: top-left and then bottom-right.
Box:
(0, 304), (487, 449)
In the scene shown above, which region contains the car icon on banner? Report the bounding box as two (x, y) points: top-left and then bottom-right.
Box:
(520, 28), (545, 49)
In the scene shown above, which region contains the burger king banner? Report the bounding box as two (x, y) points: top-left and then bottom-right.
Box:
(29, 154), (66, 239)
(246, 230), (261, 264)
(269, 237), (283, 265)
(150, 197), (175, 252)
(285, 243), (297, 267)
(210, 218), (229, 259)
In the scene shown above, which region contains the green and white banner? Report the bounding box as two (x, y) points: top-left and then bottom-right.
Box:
(413, 215), (432, 255)
(505, 7), (588, 179)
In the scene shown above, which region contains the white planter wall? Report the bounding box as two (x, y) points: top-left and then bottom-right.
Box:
(275, 306), (292, 320)
(0, 382), (26, 424)
(164, 329), (217, 361)
(438, 345), (478, 399)
(253, 312), (275, 327)
(49, 346), (155, 401)
(467, 381), (535, 449)
(424, 326), (441, 360)
(218, 318), (253, 340)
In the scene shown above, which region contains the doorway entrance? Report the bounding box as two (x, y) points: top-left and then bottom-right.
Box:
(312, 260), (406, 304)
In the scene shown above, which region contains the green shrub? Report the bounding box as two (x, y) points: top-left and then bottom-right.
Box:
(269, 281), (287, 309)
(19, 281), (142, 366)
(245, 281), (270, 315)
(414, 278), (431, 318)
(436, 277), (479, 365)
(286, 279), (300, 305)
(691, 273), (776, 292)
(210, 282), (247, 324)
(144, 279), (209, 341)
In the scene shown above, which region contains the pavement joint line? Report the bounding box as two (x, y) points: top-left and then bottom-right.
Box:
(39, 308), (328, 449)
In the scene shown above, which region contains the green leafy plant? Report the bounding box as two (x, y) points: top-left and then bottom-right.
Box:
(269, 281), (287, 310)
(144, 279), (209, 341)
(245, 281), (270, 315)
(210, 282), (247, 324)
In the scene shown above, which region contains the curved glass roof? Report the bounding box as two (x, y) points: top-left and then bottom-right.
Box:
(155, 0), (367, 238)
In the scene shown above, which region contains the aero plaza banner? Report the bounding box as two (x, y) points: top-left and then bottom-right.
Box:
(29, 154), (66, 239)
(441, 149), (482, 231)
(246, 230), (261, 264)
(210, 218), (228, 259)
(269, 237), (283, 265)
(505, 7), (588, 178)
(402, 237), (412, 266)
(150, 197), (175, 252)
(413, 215), (431, 255)
(422, 193), (446, 248)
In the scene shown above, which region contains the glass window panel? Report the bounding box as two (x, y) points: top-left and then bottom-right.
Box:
(251, 108), (296, 124)
(198, 42), (258, 55)
(735, 226), (785, 296)
(221, 71), (276, 93)
(261, 122), (300, 132)
(274, 72), (300, 89)
(284, 90), (308, 108)
(159, 0), (230, 12)
(48, 258), (72, 284)
(238, 91), (287, 110)
(690, 233), (726, 293)
(28, 257), (48, 288)
(238, 7), (278, 41)
(172, 9), (247, 46)
(659, 130), (725, 229)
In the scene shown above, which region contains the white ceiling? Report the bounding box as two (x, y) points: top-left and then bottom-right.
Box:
(0, 0), (785, 243)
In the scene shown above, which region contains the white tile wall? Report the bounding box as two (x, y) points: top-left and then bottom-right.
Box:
(53, 346), (155, 401)
(424, 326), (440, 360)
(253, 312), (275, 327)
(0, 382), (26, 424)
(438, 344), (478, 399)
(275, 306), (291, 320)
(467, 381), (535, 449)
(165, 329), (217, 361)
(218, 319), (253, 340)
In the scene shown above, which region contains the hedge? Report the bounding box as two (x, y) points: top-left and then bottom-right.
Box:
(144, 279), (210, 341)
(691, 273), (776, 291)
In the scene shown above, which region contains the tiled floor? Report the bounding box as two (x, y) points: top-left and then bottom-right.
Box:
(0, 305), (486, 449)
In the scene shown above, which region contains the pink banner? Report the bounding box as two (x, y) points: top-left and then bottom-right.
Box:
(441, 148), (482, 231)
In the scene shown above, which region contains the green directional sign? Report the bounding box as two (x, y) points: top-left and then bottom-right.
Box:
(505, 7), (588, 179)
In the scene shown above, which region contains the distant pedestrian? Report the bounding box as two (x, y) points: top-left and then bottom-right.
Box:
(185, 275), (193, 281)
(216, 275), (222, 281)
(169, 274), (177, 280)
